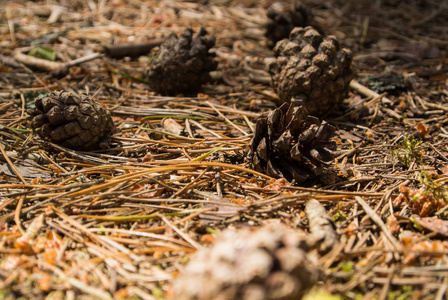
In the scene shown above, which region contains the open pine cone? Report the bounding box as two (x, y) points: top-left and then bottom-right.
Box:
(146, 27), (218, 96)
(250, 101), (336, 184)
(173, 225), (318, 300)
(265, 2), (311, 48)
(268, 26), (353, 116)
(28, 91), (115, 150)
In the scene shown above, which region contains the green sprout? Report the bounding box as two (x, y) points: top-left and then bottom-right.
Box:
(387, 285), (413, 300)
(392, 135), (423, 168)
(29, 46), (56, 61)
(332, 208), (347, 223)
(418, 171), (448, 203)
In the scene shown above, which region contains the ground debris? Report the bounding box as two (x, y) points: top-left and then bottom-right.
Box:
(0, 0), (447, 298)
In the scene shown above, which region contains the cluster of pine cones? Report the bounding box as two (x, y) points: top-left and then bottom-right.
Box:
(24, 2), (354, 300)
(28, 2), (352, 161)
(142, 2), (353, 185)
(166, 4), (351, 300)
(252, 4), (352, 185)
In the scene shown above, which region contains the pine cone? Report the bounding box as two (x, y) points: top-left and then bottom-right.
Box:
(28, 91), (115, 150)
(265, 2), (311, 48)
(146, 27), (218, 96)
(173, 225), (318, 300)
(250, 101), (336, 184)
(268, 26), (353, 116)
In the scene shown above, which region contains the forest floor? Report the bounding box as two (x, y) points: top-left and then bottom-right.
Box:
(0, 0), (448, 299)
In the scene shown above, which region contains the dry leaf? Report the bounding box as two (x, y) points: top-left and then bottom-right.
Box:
(416, 122), (428, 138)
(413, 216), (448, 237)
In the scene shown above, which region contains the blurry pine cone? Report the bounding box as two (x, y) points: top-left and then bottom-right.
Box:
(146, 27), (218, 96)
(250, 101), (336, 184)
(173, 225), (318, 300)
(265, 2), (311, 48)
(268, 26), (353, 116)
(28, 91), (115, 150)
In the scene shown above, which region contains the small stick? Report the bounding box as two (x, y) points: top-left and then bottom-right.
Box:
(189, 119), (223, 138)
(0, 142), (26, 184)
(14, 51), (102, 72)
(249, 73), (271, 85)
(6, 6), (16, 44)
(206, 101), (249, 136)
(14, 196), (26, 235)
(47, 5), (66, 24)
(14, 51), (62, 72)
(157, 213), (203, 250)
(350, 79), (393, 105)
(243, 114), (255, 133)
(355, 196), (401, 250)
(66, 52), (102, 67)
(382, 107), (403, 121)
(103, 39), (164, 59)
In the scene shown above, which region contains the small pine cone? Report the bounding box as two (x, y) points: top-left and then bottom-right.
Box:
(28, 91), (115, 150)
(268, 26), (354, 116)
(250, 101), (336, 184)
(146, 27), (218, 96)
(173, 225), (318, 300)
(265, 2), (311, 48)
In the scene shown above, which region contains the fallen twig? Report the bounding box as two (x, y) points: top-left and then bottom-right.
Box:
(103, 39), (164, 59)
(350, 79), (393, 105)
(14, 51), (102, 73)
(355, 196), (401, 250)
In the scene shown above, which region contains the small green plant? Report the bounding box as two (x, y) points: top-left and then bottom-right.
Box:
(332, 203), (347, 223)
(387, 285), (413, 300)
(418, 171), (448, 203)
(392, 135), (423, 168)
(341, 261), (353, 273)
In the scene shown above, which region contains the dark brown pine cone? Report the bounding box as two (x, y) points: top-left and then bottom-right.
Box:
(146, 27), (218, 96)
(250, 100), (336, 184)
(268, 26), (354, 116)
(265, 2), (311, 48)
(28, 91), (115, 150)
(172, 225), (318, 300)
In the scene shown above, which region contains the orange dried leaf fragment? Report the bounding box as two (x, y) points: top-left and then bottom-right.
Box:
(393, 185), (447, 217)
(33, 267), (51, 291)
(14, 214), (44, 254)
(264, 178), (290, 191)
(42, 230), (64, 264)
(387, 214), (400, 235)
(2, 254), (27, 270)
(416, 122), (429, 138)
